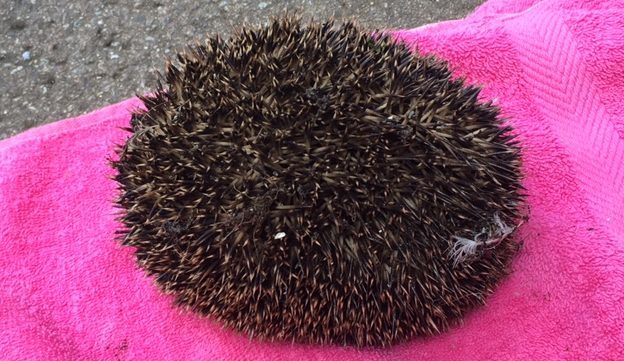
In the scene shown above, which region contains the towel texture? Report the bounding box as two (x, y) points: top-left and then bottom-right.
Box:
(1, 0), (623, 359)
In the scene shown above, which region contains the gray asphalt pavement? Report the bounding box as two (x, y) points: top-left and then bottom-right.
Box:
(0, 0), (484, 139)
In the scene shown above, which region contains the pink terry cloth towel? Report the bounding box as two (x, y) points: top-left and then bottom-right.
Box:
(1, 0), (623, 359)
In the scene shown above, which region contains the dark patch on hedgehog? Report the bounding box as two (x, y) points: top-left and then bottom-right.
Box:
(112, 17), (525, 348)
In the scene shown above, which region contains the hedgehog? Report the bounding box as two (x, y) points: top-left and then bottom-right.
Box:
(112, 17), (525, 348)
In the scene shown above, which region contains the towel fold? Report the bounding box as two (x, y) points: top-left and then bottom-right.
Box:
(1, 0), (623, 359)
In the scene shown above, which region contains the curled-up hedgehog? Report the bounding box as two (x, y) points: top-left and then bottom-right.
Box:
(113, 17), (525, 348)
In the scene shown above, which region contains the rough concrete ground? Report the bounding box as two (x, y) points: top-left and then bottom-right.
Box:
(0, 0), (484, 139)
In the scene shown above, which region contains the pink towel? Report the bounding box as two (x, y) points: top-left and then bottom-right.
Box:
(1, 0), (623, 359)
